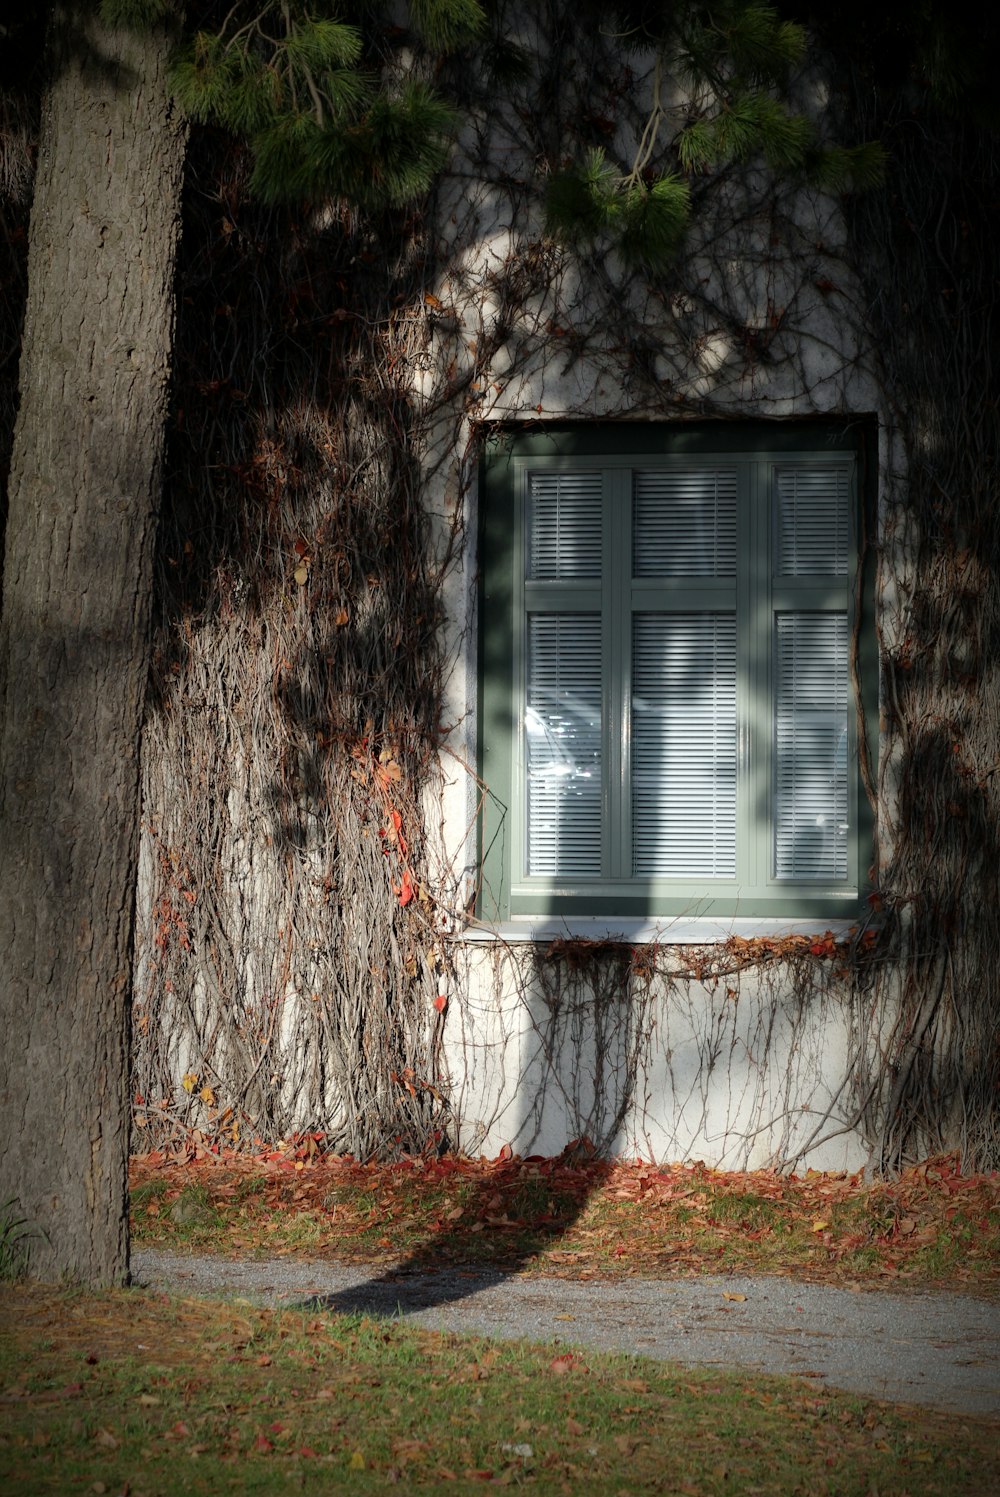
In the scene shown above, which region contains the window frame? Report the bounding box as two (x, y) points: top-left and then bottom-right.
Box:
(477, 421), (877, 926)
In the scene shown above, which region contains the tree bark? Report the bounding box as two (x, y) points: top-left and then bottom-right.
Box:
(0, 5), (186, 1285)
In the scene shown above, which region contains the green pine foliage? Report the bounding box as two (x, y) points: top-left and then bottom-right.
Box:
(408, 0), (486, 51)
(619, 174), (692, 265)
(249, 83), (458, 207)
(809, 141), (889, 194)
(545, 1), (883, 270)
(546, 149), (690, 268)
(95, 0), (886, 281)
(98, 0), (177, 27)
(167, 2), (483, 209)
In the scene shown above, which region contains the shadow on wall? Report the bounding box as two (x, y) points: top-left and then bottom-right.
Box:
(298, 945), (633, 1317)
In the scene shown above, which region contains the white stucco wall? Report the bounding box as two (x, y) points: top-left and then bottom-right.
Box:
(408, 46), (889, 1171)
(441, 948), (867, 1171)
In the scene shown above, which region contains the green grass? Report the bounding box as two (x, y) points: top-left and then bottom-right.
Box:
(0, 1199), (41, 1283)
(1, 1281), (997, 1495)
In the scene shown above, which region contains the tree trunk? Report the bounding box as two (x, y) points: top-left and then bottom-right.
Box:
(0, 5), (186, 1285)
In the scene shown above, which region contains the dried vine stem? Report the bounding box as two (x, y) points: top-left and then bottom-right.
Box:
(134, 129), (459, 1157)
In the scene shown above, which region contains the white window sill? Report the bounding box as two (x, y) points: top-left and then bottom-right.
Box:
(456, 917), (859, 946)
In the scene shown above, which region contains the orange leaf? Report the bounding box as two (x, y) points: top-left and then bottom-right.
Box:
(433, 994), (447, 1013)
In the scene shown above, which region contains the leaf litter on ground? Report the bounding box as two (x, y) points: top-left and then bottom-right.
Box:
(129, 1143), (1000, 1292)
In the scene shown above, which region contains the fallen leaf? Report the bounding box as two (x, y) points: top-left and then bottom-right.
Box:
(722, 1291), (747, 1302)
(350, 1450), (366, 1470)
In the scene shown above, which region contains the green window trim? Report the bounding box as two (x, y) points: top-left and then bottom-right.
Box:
(478, 421), (877, 925)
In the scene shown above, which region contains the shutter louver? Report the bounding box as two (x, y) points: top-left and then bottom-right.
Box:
(632, 613), (737, 877)
(526, 615), (602, 876)
(776, 466), (849, 576)
(528, 471), (602, 579)
(774, 613), (850, 880)
(633, 468), (737, 577)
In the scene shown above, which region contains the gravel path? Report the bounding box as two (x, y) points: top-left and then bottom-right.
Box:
(133, 1250), (1000, 1419)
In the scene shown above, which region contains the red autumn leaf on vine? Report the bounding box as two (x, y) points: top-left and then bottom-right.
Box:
(809, 933), (837, 957)
(433, 994), (447, 1013)
(397, 869), (415, 906)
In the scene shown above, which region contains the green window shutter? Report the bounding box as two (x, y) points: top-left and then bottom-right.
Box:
(774, 612), (850, 880)
(633, 468), (738, 577)
(526, 613), (603, 875)
(775, 465), (850, 576)
(632, 612), (737, 877)
(480, 425), (872, 923)
(528, 471), (603, 579)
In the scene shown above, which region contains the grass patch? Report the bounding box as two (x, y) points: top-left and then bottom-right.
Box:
(0, 1200), (42, 1283)
(1, 1281), (997, 1495)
